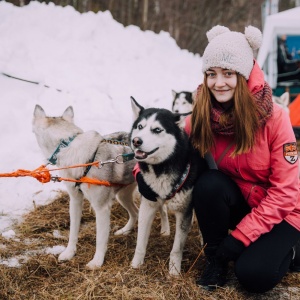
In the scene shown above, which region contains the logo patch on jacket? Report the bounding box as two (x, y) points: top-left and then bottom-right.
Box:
(283, 142), (298, 164)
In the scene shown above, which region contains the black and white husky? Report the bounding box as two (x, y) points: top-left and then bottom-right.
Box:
(172, 90), (194, 114)
(129, 97), (208, 275)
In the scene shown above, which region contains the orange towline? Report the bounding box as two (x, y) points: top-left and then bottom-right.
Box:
(0, 162), (125, 187)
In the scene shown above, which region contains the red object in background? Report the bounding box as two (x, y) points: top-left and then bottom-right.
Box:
(289, 94), (300, 126)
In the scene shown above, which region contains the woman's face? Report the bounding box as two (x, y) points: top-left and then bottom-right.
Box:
(206, 68), (237, 105)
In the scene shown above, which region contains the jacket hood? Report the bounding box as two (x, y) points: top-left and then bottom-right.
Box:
(247, 60), (265, 94)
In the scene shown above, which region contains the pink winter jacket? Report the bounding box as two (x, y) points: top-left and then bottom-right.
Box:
(185, 61), (300, 246)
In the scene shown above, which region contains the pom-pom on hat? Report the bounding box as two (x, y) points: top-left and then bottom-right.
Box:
(202, 25), (262, 80)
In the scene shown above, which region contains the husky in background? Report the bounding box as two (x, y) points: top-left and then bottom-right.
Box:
(32, 105), (143, 270)
(272, 91), (289, 113)
(129, 97), (208, 275)
(171, 90), (194, 114)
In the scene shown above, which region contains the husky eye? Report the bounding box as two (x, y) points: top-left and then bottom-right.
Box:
(152, 127), (162, 134)
(138, 124), (143, 130)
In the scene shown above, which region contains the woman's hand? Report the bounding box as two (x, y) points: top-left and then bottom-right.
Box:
(216, 235), (245, 262)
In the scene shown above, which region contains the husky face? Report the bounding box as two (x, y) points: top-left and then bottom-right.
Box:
(130, 98), (183, 165)
(172, 90), (193, 114)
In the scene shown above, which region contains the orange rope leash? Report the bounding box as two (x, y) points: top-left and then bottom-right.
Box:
(0, 162), (124, 187)
(46, 161), (100, 172)
(0, 165), (51, 183)
(57, 176), (118, 187)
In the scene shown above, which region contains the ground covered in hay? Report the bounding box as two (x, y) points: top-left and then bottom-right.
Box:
(0, 192), (299, 300)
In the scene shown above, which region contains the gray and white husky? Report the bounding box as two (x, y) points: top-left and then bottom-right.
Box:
(32, 105), (142, 269)
(129, 97), (208, 275)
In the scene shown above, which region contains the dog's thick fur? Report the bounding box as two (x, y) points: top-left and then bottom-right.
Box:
(32, 105), (141, 269)
(129, 97), (208, 275)
(172, 90), (194, 114)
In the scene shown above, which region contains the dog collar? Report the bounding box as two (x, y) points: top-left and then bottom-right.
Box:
(48, 135), (76, 165)
(164, 162), (191, 200)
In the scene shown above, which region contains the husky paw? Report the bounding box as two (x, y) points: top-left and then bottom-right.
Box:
(58, 248), (76, 261)
(114, 226), (132, 236)
(169, 260), (181, 276)
(86, 259), (104, 270)
(169, 267), (181, 276)
(131, 257), (144, 269)
(160, 227), (170, 236)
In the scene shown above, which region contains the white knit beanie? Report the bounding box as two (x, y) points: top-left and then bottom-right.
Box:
(202, 25), (262, 80)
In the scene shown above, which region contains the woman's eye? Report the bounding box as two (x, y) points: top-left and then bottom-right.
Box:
(225, 71), (236, 76)
(206, 73), (215, 78)
(152, 127), (162, 134)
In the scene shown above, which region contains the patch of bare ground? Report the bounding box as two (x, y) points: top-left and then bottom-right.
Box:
(0, 192), (299, 299)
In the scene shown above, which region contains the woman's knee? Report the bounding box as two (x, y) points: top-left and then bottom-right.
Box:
(235, 255), (283, 293)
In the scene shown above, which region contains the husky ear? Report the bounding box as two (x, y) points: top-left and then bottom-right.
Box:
(131, 96), (144, 120)
(34, 104), (46, 118)
(172, 90), (177, 98)
(62, 106), (74, 122)
(281, 92), (290, 107)
(174, 112), (191, 129)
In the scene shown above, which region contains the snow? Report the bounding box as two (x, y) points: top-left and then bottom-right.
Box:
(0, 1), (203, 266)
(1, 229), (16, 239)
(45, 245), (66, 255)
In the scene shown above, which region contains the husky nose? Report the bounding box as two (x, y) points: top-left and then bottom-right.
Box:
(132, 137), (143, 147)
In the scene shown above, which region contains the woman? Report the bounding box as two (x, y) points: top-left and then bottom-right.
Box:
(185, 25), (300, 293)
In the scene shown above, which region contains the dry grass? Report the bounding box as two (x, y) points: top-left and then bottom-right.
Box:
(0, 192), (299, 300)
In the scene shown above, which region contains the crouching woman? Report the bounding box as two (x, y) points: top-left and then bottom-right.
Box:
(186, 25), (300, 293)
